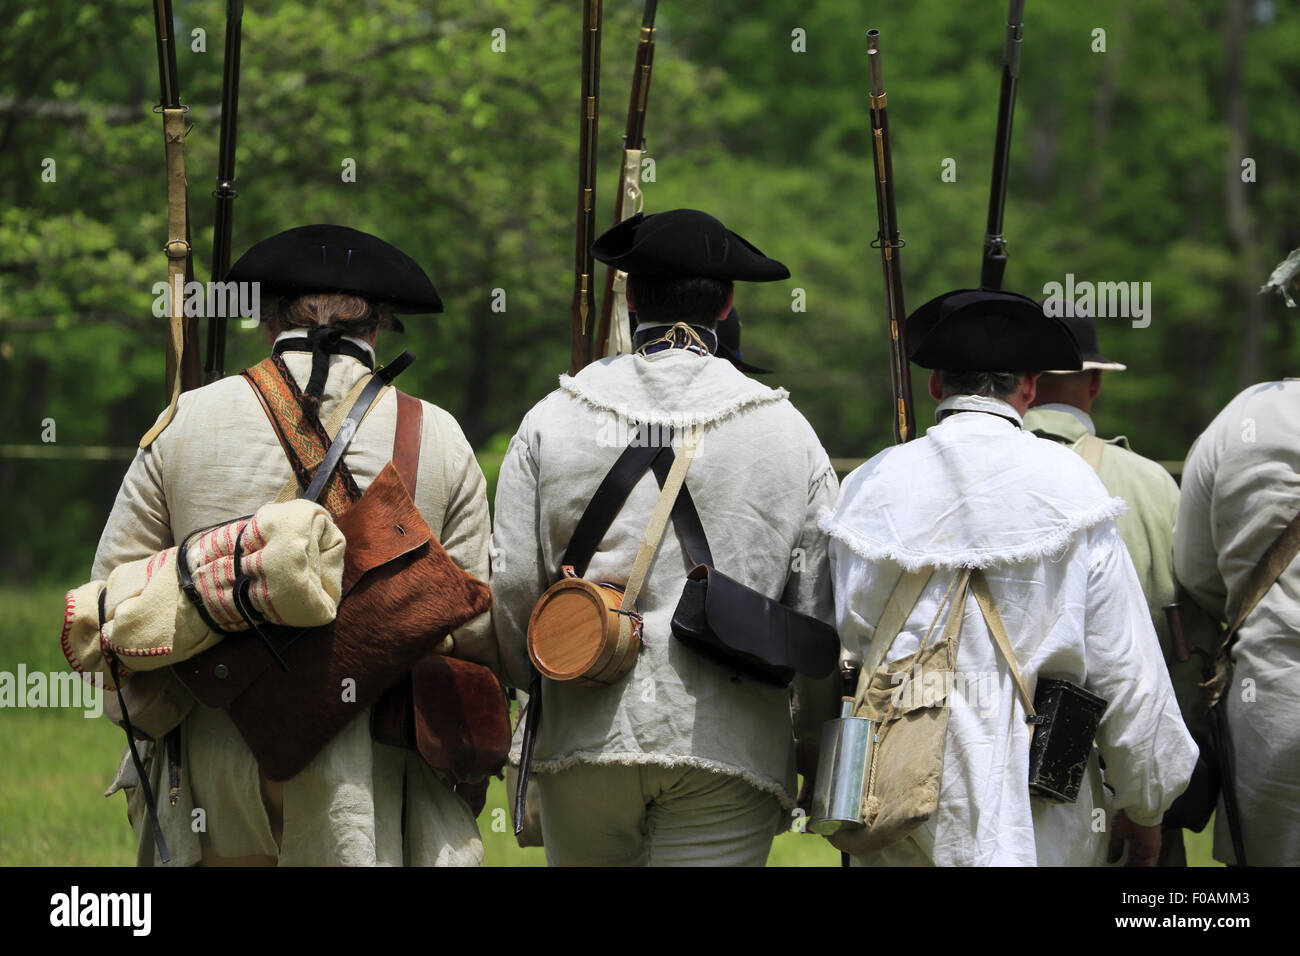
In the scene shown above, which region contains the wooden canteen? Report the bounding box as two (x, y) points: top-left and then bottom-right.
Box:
(527, 567), (641, 687)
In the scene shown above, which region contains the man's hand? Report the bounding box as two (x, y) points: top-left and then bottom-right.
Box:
(1108, 809), (1162, 866)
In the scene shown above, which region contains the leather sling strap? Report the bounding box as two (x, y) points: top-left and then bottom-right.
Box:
(562, 428), (713, 576)
(139, 106), (190, 450)
(102, 590), (171, 864)
(302, 351), (414, 503)
(1209, 503), (1300, 707)
(1076, 434), (1106, 473)
(515, 675), (543, 838)
(393, 391), (423, 494)
(269, 374), (373, 504)
(243, 355), (362, 515)
(562, 441), (663, 576)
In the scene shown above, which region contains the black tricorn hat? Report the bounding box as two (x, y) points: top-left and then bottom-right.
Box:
(716, 307), (771, 374)
(592, 209), (790, 282)
(906, 289), (1082, 372)
(225, 224), (443, 330)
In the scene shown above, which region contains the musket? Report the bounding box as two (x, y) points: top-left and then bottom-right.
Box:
(866, 30), (916, 445)
(594, 0), (658, 359)
(569, 0), (604, 375)
(140, 0), (198, 448)
(204, 0), (245, 384)
(980, 0), (1026, 291)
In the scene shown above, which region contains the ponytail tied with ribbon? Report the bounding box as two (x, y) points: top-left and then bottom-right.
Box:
(302, 325), (345, 413)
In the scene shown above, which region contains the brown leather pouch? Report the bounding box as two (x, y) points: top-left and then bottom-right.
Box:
(371, 651), (509, 819)
(172, 368), (495, 782)
(175, 463), (493, 781)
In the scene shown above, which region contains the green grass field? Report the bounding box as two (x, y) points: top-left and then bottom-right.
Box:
(0, 587), (1216, 867)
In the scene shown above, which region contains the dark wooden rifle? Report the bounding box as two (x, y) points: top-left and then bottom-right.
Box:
(866, 29), (916, 445)
(569, 0), (604, 375)
(980, 0), (1025, 291)
(204, 0), (245, 383)
(594, 0), (658, 359)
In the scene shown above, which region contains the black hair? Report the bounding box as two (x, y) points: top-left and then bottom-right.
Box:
(628, 275), (733, 327)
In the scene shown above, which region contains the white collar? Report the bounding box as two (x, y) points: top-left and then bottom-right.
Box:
(1030, 402), (1097, 435)
(823, 402), (1124, 571)
(558, 349), (787, 427)
(935, 394), (1024, 427)
(273, 329), (376, 363)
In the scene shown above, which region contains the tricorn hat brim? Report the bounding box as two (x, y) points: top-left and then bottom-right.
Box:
(907, 288), (1082, 372)
(592, 210), (790, 282)
(225, 224), (443, 317)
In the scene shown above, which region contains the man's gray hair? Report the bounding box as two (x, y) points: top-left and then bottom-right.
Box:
(938, 370), (1021, 399)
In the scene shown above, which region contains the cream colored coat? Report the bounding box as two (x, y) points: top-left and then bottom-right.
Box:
(92, 334), (493, 866)
(1174, 379), (1300, 865)
(491, 349), (839, 808)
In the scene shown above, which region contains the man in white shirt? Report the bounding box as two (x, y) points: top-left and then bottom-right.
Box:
(821, 288), (1196, 866)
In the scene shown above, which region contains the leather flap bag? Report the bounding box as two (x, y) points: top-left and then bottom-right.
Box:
(671, 563), (840, 687)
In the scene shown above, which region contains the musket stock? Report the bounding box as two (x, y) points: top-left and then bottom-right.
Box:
(980, 0), (1026, 291)
(570, 0), (604, 375)
(866, 30), (916, 445)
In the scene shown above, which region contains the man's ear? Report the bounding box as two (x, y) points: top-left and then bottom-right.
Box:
(716, 286), (736, 324)
(928, 370), (944, 402)
(1088, 369), (1103, 400)
(1023, 371), (1044, 406)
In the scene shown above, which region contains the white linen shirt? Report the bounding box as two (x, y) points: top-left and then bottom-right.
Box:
(822, 401), (1197, 865)
(490, 348), (839, 807)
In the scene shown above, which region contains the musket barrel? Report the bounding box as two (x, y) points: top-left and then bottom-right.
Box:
(206, 0), (245, 384)
(866, 30), (884, 96)
(981, 0), (1026, 290)
(153, 0), (180, 109)
(865, 28), (916, 445)
(570, 0), (604, 374)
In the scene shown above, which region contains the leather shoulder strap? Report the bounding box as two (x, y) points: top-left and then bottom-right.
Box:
(242, 356), (361, 516)
(648, 447), (713, 567)
(394, 391), (423, 495)
(1209, 504), (1300, 707)
(561, 440), (664, 577)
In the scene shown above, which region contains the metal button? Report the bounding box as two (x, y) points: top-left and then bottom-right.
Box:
(214, 664), (230, 680)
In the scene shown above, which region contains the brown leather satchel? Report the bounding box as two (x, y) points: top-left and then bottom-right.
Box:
(173, 356), (501, 783)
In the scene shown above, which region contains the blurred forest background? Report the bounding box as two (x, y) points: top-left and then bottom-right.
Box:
(2, 0), (1298, 586)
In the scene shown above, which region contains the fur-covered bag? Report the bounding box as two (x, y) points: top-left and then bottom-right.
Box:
(174, 462), (494, 781)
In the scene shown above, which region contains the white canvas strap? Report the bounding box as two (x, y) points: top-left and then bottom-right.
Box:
(970, 568), (1037, 721)
(619, 425), (701, 613)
